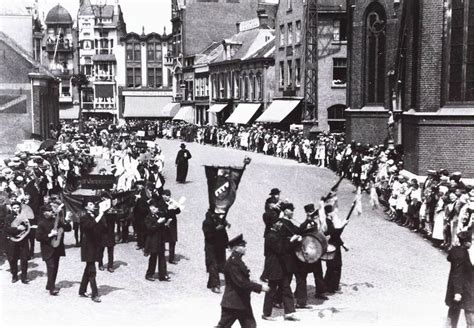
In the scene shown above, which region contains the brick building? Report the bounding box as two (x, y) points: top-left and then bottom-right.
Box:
(77, 0), (126, 119)
(346, 0), (474, 176)
(169, 0), (265, 122)
(116, 30), (176, 119)
(206, 22), (275, 126)
(262, 0), (347, 132)
(0, 32), (59, 154)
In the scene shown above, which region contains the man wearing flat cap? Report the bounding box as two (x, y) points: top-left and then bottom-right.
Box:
(445, 231), (473, 327)
(216, 234), (269, 328)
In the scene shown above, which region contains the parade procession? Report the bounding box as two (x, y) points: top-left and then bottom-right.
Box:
(1, 0), (474, 327)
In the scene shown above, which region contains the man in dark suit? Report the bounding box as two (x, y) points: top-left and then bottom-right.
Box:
(35, 203), (71, 295)
(78, 200), (105, 303)
(297, 203), (328, 302)
(216, 234), (269, 328)
(144, 201), (170, 281)
(161, 189), (181, 265)
(445, 231), (473, 327)
(261, 204), (300, 321)
(203, 210), (229, 294)
(133, 181), (149, 250)
(98, 200), (117, 273)
(175, 143), (192, 183)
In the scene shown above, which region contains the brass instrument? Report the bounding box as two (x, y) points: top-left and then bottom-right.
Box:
(8, 206), (34, 242)
(165, 196), (186, 211)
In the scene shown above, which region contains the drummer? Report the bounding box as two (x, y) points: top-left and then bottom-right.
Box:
(297, 202), (329, 301)
(323, 201), (348, 294)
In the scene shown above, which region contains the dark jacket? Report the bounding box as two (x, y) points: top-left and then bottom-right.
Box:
(3, 213), (29, 261)
(144, 211), (166, 254)
(220, 252), (262, 310)
(79, 211), (101, 262)
(202, 211), (228, 269)
(157, 197), (180, 243)
(98, 211), (117, 248)
(175, 149), (192, 165)
(445, 246), (474, 311)
(36, 215), (72, 261)
(279, 218), (301, 274)
(261, 229), (285, 281)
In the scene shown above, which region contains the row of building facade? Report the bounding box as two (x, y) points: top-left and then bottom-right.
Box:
(0, 0), (472, 176)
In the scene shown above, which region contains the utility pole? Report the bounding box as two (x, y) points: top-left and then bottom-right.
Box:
(302, 0), (318, 128)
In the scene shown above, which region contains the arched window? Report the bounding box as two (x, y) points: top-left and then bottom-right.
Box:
(327, 104), (346, 132)
(364, 3), (386, 105)
(446, 0), (474, 102)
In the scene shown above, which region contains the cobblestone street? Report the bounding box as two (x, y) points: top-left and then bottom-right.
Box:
(0, 139), (451, 327)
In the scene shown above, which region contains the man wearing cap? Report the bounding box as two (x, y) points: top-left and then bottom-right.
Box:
(144, 201), (170, 282)
(4, 201), (31, 284)
(36, 204), (72, 295)
(203, 210), (229, 293)
(216, 234), (269, 328)
(445, 231), (473, 327)
(263, 188), (281, 237)
(175, 143), (192, 183)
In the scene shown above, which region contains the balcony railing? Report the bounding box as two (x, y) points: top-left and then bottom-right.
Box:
(45, 42), (73, 52)
(92, 74), (115, 82)
(51, 69), (73, 78)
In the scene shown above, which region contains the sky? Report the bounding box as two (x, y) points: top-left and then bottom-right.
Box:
(38, 0), (172, 34)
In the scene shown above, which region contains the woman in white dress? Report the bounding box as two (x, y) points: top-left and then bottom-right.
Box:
(432, 186), (448, 245)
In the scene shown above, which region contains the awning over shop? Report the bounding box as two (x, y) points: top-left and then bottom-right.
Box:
(255, 99), (302, 123)
(59, 107), (80, 120)
(162, 102), (181, 117)
(226, 103), (262, 125)
(173, 106), (194, 123)
(123, 96), (173, 117)
(207, 103), (228, 113)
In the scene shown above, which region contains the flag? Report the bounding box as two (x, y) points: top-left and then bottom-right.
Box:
(205, 165), (246, 214)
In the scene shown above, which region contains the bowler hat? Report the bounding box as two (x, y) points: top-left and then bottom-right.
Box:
(269, 188), (281, 196)
(228, 234), (246, 248)
(180, 143), (186, 149)
(162, 189), (171, 196)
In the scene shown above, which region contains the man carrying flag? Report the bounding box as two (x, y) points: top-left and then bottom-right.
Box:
(202, 157), (250, 294)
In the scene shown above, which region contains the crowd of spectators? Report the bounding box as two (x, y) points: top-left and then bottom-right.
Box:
(155, 120), (474, 250)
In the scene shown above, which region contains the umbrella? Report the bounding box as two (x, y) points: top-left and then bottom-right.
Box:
(38, 139), (57, 151)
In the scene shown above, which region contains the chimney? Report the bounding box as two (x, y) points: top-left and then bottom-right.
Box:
(114, 0), (120, 16)
(257, 10), (269, 29)
(236, 22), (240, 33)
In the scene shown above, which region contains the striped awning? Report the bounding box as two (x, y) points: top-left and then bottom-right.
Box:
(162, 102), (181, 117)
(173, 106), (194, 123)
(226, 103), (262, 125)
(255, 99), (302, 123)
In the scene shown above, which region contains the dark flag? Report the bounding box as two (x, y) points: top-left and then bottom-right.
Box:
(204, 157), (251, 214)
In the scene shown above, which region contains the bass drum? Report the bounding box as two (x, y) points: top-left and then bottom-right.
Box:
(295, 232), (328, 264)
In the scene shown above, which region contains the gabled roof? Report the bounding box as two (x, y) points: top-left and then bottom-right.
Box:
(194, 42), (223, 66)
(0, 31), (56, 79)
(246, 37), (275, 60)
